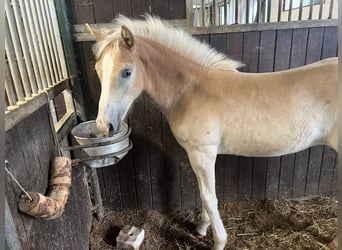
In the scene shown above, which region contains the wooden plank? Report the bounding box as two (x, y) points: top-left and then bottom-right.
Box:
(112, 0), (133, 17)
(179, 146), (197, 209)
(117, 151), (138, 209)
(252, 157), (267, 200)
(162, 116), (181, 212)
(151, 0), (170, 19)
(274, 29), (292, 71)
(227, 32), (243, 65)
(130, 0), (150, 18)
(224, 155), (239, 201)
(278, 154), (295, 199)
(266, 157), (281, 199)
(215, 155), (225, 203)
(242, 31), (260, 72)
(318, 146), (336, 194)
(258, 30), (276, 73)
(305, 27), (324, 64)
(292, 149), (310, 198)
(169, 0), (186, 19)
(194, 34), (210, 44)
(210, 33), (227, 54)
(73, 43), (95, 118)
(101, 166), (123, 209)
(237, 157), (253, 200)
(305, 146), (324, 195)
(290, 28), (308, 68)
(93, 0), (114, 23)
(321, 26), (338, 59)
(129, 94), (153, 210)
(144, 96), (167, 211)
(72, 0), (95, 24)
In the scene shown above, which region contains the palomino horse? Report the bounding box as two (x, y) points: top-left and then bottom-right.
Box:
(86, 15), (337, 250)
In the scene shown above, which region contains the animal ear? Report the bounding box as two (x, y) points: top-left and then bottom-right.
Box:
(85, 23), (104, 41)
(121, 25), (134, 48)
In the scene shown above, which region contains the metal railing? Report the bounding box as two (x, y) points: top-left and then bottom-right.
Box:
(5, 0), (73, 132)
(189, 0), (337, 27)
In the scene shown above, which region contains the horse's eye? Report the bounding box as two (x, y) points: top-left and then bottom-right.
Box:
(122, 69), (132, 78)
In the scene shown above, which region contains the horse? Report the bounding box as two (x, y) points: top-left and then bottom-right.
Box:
(85, 15), (338, 250)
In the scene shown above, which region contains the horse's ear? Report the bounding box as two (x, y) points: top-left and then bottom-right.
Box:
(85, 23), (104, 41)
(121, 25), (134, 48)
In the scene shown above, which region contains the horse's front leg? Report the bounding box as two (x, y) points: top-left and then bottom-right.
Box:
(187, 145), (227, 250)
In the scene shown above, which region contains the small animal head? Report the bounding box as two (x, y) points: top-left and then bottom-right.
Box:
(86, 24), (144, 135)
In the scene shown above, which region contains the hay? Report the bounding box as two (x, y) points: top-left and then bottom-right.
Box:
(90, 195), (337, 249)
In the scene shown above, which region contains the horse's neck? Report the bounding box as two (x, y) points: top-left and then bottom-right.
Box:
(136, 37), (205, 117)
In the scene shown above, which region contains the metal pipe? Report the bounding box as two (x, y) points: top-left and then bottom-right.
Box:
(328, 0), (334, 19)
(308, 0), (313, 20)
(5, 64), (17, 107)
(299, 0), (303, 20)
(288, 0), (293, 21)
(277, 0), (282, 22)
(235, 0), (238, 23)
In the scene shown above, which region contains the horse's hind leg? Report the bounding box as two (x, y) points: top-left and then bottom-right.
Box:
(187, 146), (227, 250)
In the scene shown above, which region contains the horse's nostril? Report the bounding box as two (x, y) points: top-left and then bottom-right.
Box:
(108, 123), (114, 134)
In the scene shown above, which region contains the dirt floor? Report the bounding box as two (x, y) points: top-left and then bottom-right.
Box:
(90, 195), (337, 250)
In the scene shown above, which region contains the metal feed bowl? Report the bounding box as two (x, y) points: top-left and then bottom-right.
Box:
(67, 120), (132, 168)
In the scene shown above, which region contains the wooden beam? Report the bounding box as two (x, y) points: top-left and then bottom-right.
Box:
(73, 19), (338, 42)
(5, 79), (69, 132)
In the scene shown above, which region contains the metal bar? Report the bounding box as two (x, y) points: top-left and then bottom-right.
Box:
(5, 0), (32, 98)
(246, 0), (250, 24)
(36, 0), (59, 83)
(89, 169), (104, 222)
(5, 64), (17, 107)
(224, 0), (227, 25)
(47, 0), (68, 79)
(267, 0), (271, 22)
(328, 0), (334, 19)
(17, 0), (44, 92)
(212, 0), (216, 26)
(235, 0), (238, 23)
(318, 0), (323, 19)
(288, 0), (293, 21)
(5, 25), (25, 102)
(201, 0), (205, 26)
(11, 0), (39, 95)
(43, 0), (64, 80)
(309, 0), (313, 20)
(34, 0), (56, 85)
(277, 0), (282, 22)
(299, 0), (303, 20)
(20, 0), (49, 89)
(5, 79), (69, 132)
(30, 0), (53, 86)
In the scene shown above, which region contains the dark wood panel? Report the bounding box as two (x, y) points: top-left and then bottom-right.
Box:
(274, 29), (292, 71)
(151, 0), (170, 19)
(227, 32), (243, 63)
(5, 106), (91, 249)
(130, 0), (151, 18)
(215, 155), (225, 203)
(258, 30), (276, 72)
(101, 166), (122, 209)
(318, 146), (336, 194)
(72, 0), (95, 24)
(93, 0), (114, 22)
(292, 149), (310, 197)
(162, 117), (182, 212)
(145, 96), (167, 211)
(321, 26), (338, 59)
(266, 157), (281, 199)
(252, 157), (267, 200)
(210, 33), (227, 54)
(306, 146), (324, 195)
(129, 94), (153, 210)
(112, 0), (133, 17)
(306, 27), (324, 63)
(224, 155), (239, 201)
(238, 157), (253, 200)
(242, 31), (260, 72)
(278, 154), (295, 199)
(290, 28), (308, 68)
(169, 0), (186, 19)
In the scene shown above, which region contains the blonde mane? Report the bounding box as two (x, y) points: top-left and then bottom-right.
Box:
(92, 15), (243, 71)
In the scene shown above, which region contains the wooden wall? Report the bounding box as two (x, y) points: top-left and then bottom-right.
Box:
(5, 105), (92, 249)
(66, 0), (338, 212)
